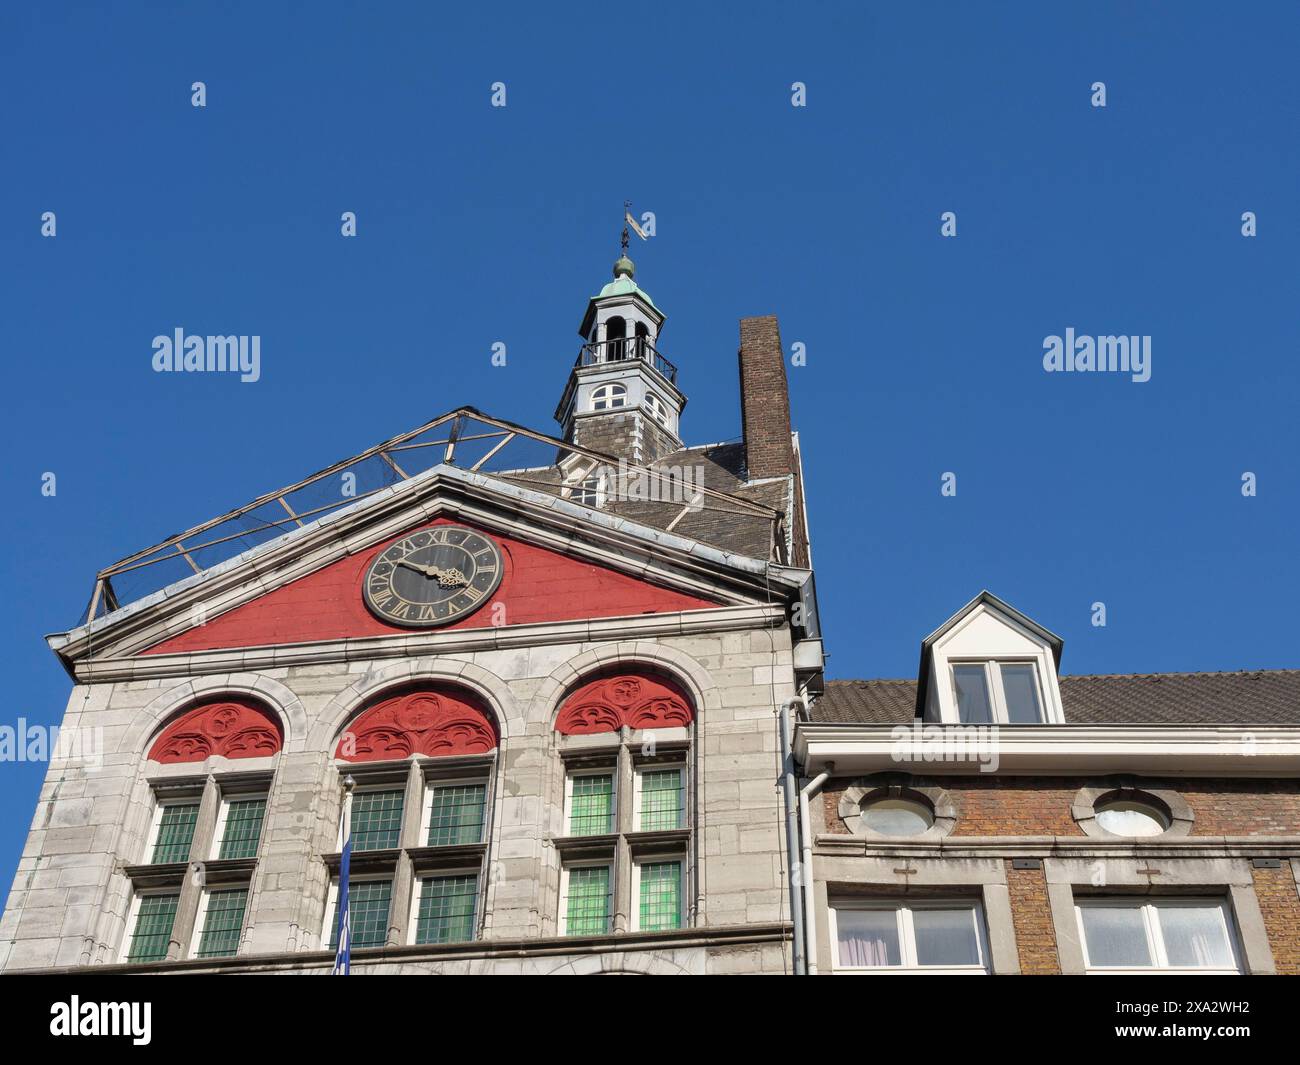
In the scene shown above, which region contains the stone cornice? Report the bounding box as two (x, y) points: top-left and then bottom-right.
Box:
(69, 604), (786, 684)
(795, 723), (1300, 777)
(813, 833), (1300, 860)
(4, 921), (793, 976)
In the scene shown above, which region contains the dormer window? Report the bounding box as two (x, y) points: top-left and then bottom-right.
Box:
(919, 593), (1066, 726)
(591, 383), (627, 411)
(952, 661), (1044, 724)
(571, 476), (603, 508)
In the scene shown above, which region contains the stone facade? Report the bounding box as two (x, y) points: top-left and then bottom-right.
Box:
(0, 254), (823, 976)
(1, 626), (799, 974)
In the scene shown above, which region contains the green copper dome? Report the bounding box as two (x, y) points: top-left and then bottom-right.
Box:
(613, 254), (636, 279)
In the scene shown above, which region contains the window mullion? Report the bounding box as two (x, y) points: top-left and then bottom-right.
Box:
(987, 662), (1010, 724)
(1146, 903), (1170, 968)
(614, 742), (634, 933)
(169, 776), (221, 960)
(899, 906), (918, 968)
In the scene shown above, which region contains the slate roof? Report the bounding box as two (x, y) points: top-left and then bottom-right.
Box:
(811, 671), (1300, 726)
(494, 439), (787, 563)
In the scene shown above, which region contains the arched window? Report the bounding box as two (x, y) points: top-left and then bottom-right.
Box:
(554, 671), (694, 938)
(127, 697), (282, 965)
(148, 697), (283, 763)
(605, 316), (627, 361)
(555, 671), (693, 734)
(325, 684), (500, 952)
(590, 382), (627, 411)
(335, 684), (499, 762)
(644, 391), (668, 426)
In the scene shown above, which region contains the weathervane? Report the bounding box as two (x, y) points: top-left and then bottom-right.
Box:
(620, 199), (647, 256)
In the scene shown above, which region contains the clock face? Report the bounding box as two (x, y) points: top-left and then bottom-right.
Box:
(363, 526), (504, 627)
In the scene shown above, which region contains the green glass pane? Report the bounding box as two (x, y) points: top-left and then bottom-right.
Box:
(218, 797), (266, 860)
(350, 790), (404, 851)
(640, 769), (683, 830)
(195, 888), (248, 958)
(414, 874), (478, 944)
(127, 893), (179, 962)
(565, 865), (611, 936)
(427, 784), (486, 846)
(638, 861), (682, 931)
(330, 879), (392, 950)
(151, 804), (199, 864)
(569, 775), (613, 836)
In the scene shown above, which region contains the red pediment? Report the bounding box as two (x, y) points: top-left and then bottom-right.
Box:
(555, 672), (695, 735)
(148, 697), (284, 763)
(337, 685), (498, 762)
(145, 518), (719, 655)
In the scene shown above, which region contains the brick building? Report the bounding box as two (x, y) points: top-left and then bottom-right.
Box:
(0, 252), (823, 974)
(794, 592), (1300, 975)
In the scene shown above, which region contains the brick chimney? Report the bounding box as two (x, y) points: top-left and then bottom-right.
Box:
(738, 315), (795, 480)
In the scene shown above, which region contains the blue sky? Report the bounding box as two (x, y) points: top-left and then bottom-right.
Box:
(1, 2), (1297, 894)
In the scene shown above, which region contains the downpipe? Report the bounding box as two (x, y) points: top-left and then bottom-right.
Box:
(799, 767), (831, 974)
(778, 697), (807, 974)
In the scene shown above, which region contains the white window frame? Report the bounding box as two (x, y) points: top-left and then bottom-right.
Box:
(405, 867), (482, 945)
(563, 768), (618, 837)
(630, 857), (686, 932)
(563, 461), (608, 509)
(419, 777), (488, 847)
(145, 795), (202, 864)
(590, 382), (628, 411)
(829, 900), (990, 974)
(321, 872), (395, 950)
(122, 887), (182, 964)
(949, 658), (1046, 725)
(559, 860), (614, 936)
(188, 884), (250, 959)
(335, 782), (406, 851)
(210, 790), (269, 860)
(632, 763), (687, 832)
(644, 391), (669, 426)
(1075, 897), (1242, 974)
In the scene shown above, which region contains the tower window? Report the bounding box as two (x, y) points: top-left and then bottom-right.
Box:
(590, 383), (627, 411)
(644, 392), (669, 426)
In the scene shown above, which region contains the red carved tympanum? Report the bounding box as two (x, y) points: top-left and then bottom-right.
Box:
(148, 697), (284, 763)
(337, 686), (499, 762)
(555, 672), (694, 735)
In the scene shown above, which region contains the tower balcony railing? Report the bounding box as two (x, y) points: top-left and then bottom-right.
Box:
(575, 336), (678, 385)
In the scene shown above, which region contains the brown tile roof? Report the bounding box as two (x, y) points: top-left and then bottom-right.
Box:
(811, 670), (1300, 726)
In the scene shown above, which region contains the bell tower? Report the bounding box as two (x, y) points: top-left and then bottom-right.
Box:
(554, 223), (686, 465)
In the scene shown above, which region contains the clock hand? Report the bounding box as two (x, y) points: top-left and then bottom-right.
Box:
(396, 558), (439, 578)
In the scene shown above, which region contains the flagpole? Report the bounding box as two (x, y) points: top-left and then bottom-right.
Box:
(332, 774), (355, 975)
